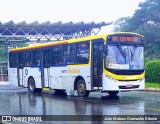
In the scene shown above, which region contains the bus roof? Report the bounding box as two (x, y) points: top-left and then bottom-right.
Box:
(108, 32), (144, 38)
(9, 34), (107, 52)
(9, 32), (144, 52)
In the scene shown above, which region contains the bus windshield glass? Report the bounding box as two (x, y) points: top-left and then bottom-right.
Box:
(105, 44), (144, 70)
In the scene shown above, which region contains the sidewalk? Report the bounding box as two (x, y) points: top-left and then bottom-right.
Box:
(143, 88), (160, 92)
(0, 81), (27, 92)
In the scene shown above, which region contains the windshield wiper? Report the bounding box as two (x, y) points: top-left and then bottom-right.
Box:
(116, 43), (127, 63)
(117, 44), (126, 57)
(130, 45), (138, 60)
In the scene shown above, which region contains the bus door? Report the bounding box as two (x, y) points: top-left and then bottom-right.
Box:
(18, 52), (25, 86)
(8, 52), (19, 86)
(92, 39), (104, 88)
(41, 49), (50, 88)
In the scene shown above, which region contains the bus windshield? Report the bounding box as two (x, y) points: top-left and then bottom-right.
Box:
(105, 44), (144, 70)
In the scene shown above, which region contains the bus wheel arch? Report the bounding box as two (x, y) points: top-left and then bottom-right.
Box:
(28, 77), (42, 94)
(74, 76), (90, 97)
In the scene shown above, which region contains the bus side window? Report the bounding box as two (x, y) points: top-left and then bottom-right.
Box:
(76, 41), (90, 64)
(9, 52), (17, 68)
(51, 46), (63, 66)
(24, 51), (31, 67)
(63, 44), (75, 64)
(31, 50), (40, 66)
(18, 52), (25, 68)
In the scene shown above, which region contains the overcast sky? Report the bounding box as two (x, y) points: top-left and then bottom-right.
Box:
(0, 0), (144, 32)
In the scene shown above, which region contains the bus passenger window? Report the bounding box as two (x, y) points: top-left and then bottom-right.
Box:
(63, 44), (75, 64)
(51, 46), (63, 66)
(67, 55), (75, 64)
(76, 53), (89, 64)
(9, 53), (17, 68)
(76, 41), (90, 64)
(31, 50), (40, 67)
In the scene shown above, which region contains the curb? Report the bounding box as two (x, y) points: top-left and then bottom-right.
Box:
(143, 88), (160, 92)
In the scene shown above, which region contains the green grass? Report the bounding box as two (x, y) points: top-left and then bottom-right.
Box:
(145, 82), (160, 88)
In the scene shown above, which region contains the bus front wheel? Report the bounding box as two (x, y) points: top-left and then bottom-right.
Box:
(77, 79), (90, 97)
(28, 78), (42, 94)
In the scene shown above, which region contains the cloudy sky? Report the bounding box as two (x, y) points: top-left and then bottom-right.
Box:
(0, 0), (144, 32)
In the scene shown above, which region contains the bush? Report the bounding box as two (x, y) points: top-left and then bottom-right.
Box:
(145, 60), (160, 83)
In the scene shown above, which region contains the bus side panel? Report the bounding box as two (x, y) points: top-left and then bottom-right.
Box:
(8, 68), (18, 86)
(19, 69), (24, 86)
(50, 66), (66, 90)
(23, 67), (29, 87)
(49, 66), (91, 91)
(63, 77), (73, 90)
(78, 66), (91, 91)
(24, 67), (42, 88)
(44, 68), (49, 87)
(50, 77), (63, 89)
(64, 66), (91, 91)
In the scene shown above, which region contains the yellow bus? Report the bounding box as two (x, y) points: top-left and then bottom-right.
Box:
(8, 32), (145, 97)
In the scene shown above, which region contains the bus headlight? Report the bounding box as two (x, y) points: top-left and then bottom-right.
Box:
(139, 77), (144, 82)
(106, 75), (117, 82)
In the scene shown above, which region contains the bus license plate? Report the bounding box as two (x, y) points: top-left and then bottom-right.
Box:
(126, 84), (133, 88)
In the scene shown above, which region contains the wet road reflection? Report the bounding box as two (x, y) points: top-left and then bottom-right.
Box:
(0, 90), (160, 116)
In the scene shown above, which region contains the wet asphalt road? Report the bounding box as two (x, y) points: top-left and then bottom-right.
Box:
(0, 85), (160, 124)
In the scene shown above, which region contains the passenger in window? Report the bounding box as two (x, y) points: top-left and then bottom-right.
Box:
(64, 57), (68, 65)
(36, 60), (40, 66)
(26, 61), (30, 66)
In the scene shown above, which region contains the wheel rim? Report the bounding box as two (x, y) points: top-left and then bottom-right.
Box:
(78, 84), (85, 93)
(77, 81), (87, 97)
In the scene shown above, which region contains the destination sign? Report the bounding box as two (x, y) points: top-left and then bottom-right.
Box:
(107, 35), (143, 42)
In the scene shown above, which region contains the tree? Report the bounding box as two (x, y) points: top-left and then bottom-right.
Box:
(0, 38), (27, 62)
(114, 0), (160, 59)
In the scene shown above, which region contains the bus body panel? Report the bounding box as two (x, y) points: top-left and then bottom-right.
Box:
(24, 67), (42, 88)
(19, 69), (24, 86)
(49, 66), (91, 90)
(44, 68), (50, 87)
(8, 68), (18, 86)
(23, 67), (28, 87)
(63, 76), (73, 90)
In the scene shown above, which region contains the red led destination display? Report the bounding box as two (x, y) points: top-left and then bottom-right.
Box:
(108, 35), (143, 42)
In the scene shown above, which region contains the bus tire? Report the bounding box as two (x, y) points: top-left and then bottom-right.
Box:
(77, 79), (90, 97)
(107, 91), (119, 96)
(28, 78), (42, 94)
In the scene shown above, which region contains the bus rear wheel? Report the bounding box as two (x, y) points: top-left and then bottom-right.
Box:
(77, 79), (90, 97)
(28, 78), (42, 94)
(107, 91), (119, 96)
